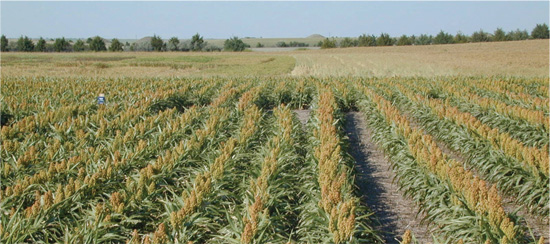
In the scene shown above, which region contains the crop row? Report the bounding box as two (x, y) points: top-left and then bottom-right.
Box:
(358, 84), (528, 243)
(2, 76), (547, 243)
(382, 80), (549, 217)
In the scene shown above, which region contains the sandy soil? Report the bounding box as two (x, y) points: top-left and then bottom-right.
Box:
(344, 112), (432, 243)
(293, 109), (311, 126)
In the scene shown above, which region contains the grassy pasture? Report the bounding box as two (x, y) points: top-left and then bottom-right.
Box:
(1, 39), (548, 79)
(291, 39), (549, 77)
(0, 52), (295, 78)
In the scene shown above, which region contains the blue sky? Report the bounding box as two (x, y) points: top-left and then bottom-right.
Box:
(1, 1), (548, 39)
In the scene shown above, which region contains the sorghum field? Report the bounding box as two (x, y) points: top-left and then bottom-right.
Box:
(1, 41), (549, 244)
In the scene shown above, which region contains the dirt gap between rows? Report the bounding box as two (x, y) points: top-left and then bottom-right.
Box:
(344, 112), (432, 243)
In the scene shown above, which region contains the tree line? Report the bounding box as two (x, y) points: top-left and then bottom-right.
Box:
(320, 23), (549, 49)
(0, 33), (249, 52)
(1, 23), (548, 52)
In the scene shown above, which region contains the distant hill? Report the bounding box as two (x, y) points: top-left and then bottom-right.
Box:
(307, 34), (325, 38)
(136, 36), (153, 44)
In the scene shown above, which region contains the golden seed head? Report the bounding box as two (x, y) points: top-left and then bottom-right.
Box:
(401, 230), (412, 244)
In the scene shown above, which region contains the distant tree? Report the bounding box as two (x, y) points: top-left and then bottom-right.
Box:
(276, 41), (288, 47)
(316, 40), (323, 47)
(86, 37), (93, 44)
(339, 37), (357, 48)
(168, 37), (180, 51)
(415, 34), (432, 45)
(409, 35), (416, 44)
(288, 41), (308, 47)
(35, 37), (46, 52)
(396, 35), (412, 46)
(256, 42), (264, 48)
(493, 28), (507, 42)
(151, 35), (164, 51)
(204, 44), (222, 52)
(376, 33), (393, 46)
(109, 38), (123, 51)
(320, 38), (336, 49)
(471, 29), (491, 42)
(179, 42), (190, 52)
(531, 23), (549, 39)
(89, 36), (107, 51)
(15, 36), (24, 51)
(190, 33), (206, 51)
(133, 41), (153, 51)
(1, 35), (8, 52)
(433, 31), (454, 44)
(506, 29), (529, 41)
(454, 32), (469, 43)
(53, 37), (70, 52)
(224, 36), (249, 51)
(73, 39), (86, 52)
(17, 36), (35, 52)
(357, 34), (376, 47)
